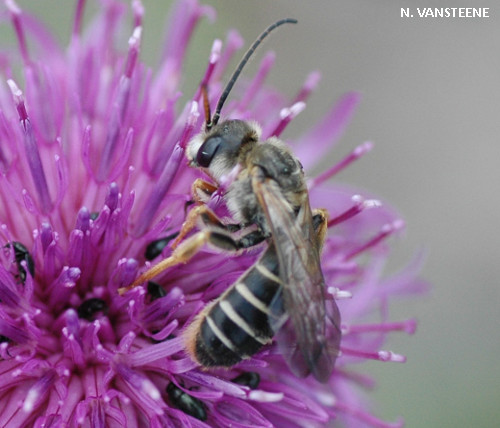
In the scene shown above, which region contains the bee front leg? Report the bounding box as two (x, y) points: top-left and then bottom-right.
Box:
(191, 178), (218, 203)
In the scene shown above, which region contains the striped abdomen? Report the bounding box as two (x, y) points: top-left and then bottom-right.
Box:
(185, 244), (282, 367)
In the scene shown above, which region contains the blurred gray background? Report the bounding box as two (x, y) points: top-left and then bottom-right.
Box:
(8, 0), (500, 427)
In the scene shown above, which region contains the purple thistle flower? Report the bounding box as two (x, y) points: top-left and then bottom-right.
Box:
(0, 0), (427, 427)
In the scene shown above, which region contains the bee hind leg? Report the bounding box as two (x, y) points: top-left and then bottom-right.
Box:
(119, 225), (266, 295)
(119, 230), (214, 294)
(312, 208), (329, 252)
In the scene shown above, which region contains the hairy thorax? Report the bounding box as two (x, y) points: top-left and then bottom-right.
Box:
(226, 139), (307, 235)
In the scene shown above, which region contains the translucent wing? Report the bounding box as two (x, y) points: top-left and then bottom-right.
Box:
(251, 168), (341, 382)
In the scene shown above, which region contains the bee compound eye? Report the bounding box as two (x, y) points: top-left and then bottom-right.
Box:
(197, 136), (222, 167)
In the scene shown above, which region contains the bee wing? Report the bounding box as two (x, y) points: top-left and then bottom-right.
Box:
(251, 170), (341, 382)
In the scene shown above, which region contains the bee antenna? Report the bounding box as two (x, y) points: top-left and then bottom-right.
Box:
(201, 84), (212, 129)
(208, 18), (297, 130)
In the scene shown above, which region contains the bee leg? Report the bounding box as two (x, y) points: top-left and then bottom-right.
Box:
(312, 208), (329, 252)
(172, 203), (245, 249)
(191, 178), (218, 203)
(182, 179), (218, 218)
(119, 227), (266, 294)
(119, 230), (213, 294)
(171, 204), (214, 249)
(207, 228), (266, 251)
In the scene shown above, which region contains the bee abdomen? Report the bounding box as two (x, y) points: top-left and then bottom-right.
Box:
(192, 256), (281, 367)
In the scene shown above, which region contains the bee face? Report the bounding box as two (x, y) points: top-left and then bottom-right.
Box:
(187, 119), (261, 183)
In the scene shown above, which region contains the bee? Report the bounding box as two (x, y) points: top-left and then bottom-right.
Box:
(231, 371), (260, 389)
(121, 18), (341, 382)
(5, 241), (35, 284)
(77, 297), (108, 321)
(167, 383), (207, 421)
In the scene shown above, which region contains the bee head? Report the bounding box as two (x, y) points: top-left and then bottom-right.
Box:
(187, 119), (260, 182)
(186, 18), (296, 182)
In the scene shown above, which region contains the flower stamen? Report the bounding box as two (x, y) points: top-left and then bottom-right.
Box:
(7, 80), (53, 214)
(328, 194), (381, 228)
(6, 0), (30, 65)
(345, 219), (405, 260)
(311, 141), (373, 188)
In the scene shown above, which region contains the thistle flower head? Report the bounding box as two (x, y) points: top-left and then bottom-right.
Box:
(0, 0), (426, 426)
